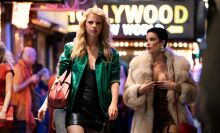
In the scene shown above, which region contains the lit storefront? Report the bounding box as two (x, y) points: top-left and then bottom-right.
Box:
(1, 1), (67, 72)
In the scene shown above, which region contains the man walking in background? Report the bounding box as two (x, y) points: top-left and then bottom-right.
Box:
(11, 47), (39, 133)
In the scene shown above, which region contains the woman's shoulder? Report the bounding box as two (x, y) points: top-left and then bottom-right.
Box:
(109, 47), (119, 60)
(173, 55), (191, 70)
(129, 51), (150, 66)
(0, 63), (12, 70)
(0, 63), (13, 77)
(110, 47), (119, 55)
(173, 55), (189, 64)
(64, 42), (74, 50)
(62, 42), (74, 57)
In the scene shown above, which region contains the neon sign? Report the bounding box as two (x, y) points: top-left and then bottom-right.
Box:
(104, 4), (188, 25)
(97, 1), (194, 39)
(38, 1), (195, 39)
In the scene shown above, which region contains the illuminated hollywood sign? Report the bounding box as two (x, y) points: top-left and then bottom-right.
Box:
(40, 1), (194, 39)
(103, 4), (189, 37)
(98, 1), (195, 39)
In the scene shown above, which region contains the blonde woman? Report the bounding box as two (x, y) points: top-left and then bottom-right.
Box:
(48, 7), (119, 133)
(0, 42), (14, 132)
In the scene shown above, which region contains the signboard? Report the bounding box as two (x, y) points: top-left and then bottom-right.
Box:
(96, 1), (195, 39)
(38, 0), (195, 40)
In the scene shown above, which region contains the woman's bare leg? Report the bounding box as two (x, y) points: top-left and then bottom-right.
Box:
(67, 125), (85, 133)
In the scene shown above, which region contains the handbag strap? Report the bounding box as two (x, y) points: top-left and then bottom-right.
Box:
(63, 60), (73, 81)
(57, 60), (72, 83)
(67, 60), (73, 73)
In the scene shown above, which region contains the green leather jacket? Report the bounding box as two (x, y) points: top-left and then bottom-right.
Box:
(58, 42), (120, 114)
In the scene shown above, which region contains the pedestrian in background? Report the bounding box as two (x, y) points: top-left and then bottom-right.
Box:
(11, 47), (39, 133)
(123, 27), (198, 133)
(33, 65), (51, 133)
(0, 42), (14, 133)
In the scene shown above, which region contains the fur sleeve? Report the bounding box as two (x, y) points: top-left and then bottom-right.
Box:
(123, 57), (146, 108)
(123, 84), (146, 108)
(179, 73), (198, 104)
(174, 56), (199, 104)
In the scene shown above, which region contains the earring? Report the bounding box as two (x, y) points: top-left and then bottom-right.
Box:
(161, 46), (165, 51)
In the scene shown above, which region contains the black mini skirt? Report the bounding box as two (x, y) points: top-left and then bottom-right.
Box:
(65, 113), (106, 131)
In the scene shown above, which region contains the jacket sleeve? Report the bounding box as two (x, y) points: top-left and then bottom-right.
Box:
(178, 73), (199, 104)
(174, 56), (199, 104)
(110, 48), (120, 83)
(57, 42), (73, 78)
(123, 58), (146, 108)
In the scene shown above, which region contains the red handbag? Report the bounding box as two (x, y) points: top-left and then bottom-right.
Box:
(179, 122), (197, 133)
(48, 70), (71, 109)
(174, 93), (197, 133)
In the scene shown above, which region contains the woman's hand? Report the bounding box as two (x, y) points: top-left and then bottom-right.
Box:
(156, 80), (179, 91)
(0, 111), (6, 120)
(37, 104), (48, 122)
(108, 102), (118, 120)
(138, 81), (156, 94)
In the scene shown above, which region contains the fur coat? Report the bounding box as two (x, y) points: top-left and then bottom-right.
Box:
(123, 47), (198, 133)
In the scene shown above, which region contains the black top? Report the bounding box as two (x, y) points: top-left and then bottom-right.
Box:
(153, 86), (174, 132)
(66, 65), (105, 131)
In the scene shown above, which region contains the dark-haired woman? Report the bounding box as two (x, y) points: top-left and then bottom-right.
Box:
(123, 27), (198, 133)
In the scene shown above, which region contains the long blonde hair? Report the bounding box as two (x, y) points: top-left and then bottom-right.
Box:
(0, 41), (15, 68)
(71, 7), (113, 61)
